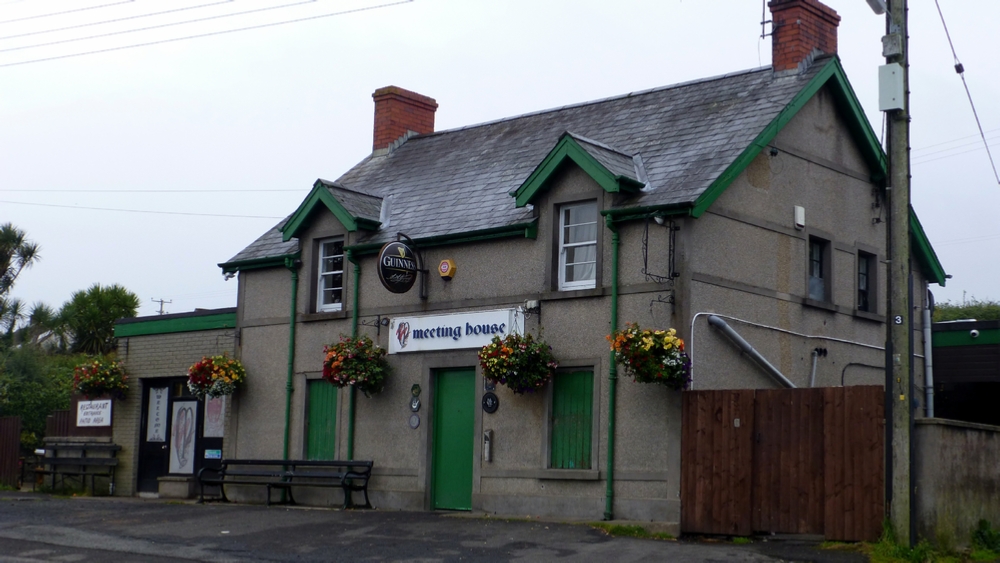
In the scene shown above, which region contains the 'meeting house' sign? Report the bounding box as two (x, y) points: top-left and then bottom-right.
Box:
(389, 309), (523, 354)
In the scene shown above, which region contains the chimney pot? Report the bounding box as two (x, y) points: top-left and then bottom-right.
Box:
(372, 86), (438, 152)
(768, 0), (840, 72)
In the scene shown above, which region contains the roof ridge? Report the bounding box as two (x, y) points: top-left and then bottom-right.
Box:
(414, 65), (773, 140)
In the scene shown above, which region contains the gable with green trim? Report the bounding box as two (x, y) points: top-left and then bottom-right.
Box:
(281, 180), (381, 242)
(512, 133), (643, 208)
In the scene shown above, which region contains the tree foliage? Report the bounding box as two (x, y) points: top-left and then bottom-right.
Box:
(61, 284), (140, 355)
(933, 298), (1000, 322)
(0, 223), (40, 345)
(0, 222), (39, 297)
(0, 347), (81, 449)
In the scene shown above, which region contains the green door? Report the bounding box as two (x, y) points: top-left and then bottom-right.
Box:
(431, 368), (475, 510)
(307, 380), (337, 460)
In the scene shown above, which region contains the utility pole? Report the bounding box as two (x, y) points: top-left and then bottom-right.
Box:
(883, 0), (913, 547)
(151, 298), (172, 315)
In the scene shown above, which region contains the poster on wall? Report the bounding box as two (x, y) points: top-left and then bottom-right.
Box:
(168, 401), (197, 474)
(77, 399), (111, 427)
(145, 387), (168, 442)
(203, 396), (225, 438)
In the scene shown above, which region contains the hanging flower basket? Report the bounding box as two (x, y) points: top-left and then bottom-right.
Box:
(187, 354), (247, 400)
(73, 358), (129, 400)
(479, 332), (558, 394)
(608, 323), (691, 390)
(322, 335), (390, 397)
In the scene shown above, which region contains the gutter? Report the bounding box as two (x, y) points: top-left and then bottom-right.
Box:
(600, 203), (692, 223)
(923, 290), (935, 418)
(220, 253), (300, 274)
(603, 216), (621, 521)
(707, 315), (795, 389)
(282, 257), (301, 461)
(346, 249), (361, 460)
(345, 221), (538, 257)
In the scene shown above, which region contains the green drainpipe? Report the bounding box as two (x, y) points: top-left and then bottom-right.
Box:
(346, 249), (360, 460)
(282, 257), (300, 462)
(604, 217), (620, 521)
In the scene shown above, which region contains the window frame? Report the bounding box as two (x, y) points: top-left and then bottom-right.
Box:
(806, 234), (832, 304)
(542, 365), (599, 473)
(856, 247), (878, 314)
(556, 200), (599, 292)
(315, 237), (345, 313)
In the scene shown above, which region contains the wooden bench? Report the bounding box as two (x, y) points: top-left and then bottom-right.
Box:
(197, 459), (373, 509)
(35, 442), (120, 495)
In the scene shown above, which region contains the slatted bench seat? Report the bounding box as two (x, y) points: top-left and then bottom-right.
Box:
(35, 442), (120, 495)
(197, 459), (373, 509)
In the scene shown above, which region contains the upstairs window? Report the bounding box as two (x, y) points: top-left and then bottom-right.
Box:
(858, 251), (875, 312)
(316, 238), (344, 312)
(808, 237), (830, 302)
(558, 201), (598, 291)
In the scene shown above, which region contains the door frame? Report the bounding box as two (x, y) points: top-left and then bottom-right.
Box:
(417, 352), (482, 511)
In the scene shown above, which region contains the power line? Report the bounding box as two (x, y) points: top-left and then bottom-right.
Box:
(0, 0), (133, 25)
(0, 188), (306, 193)
(1, 199), (284, 219)
(932, 0), (1000, 184)
(0, 0), (319, 54)
(0, 0), (412, 67)
(912, 127), (1000, 153)
(912, 140), (999, 166)
(0, 0), (235, 42)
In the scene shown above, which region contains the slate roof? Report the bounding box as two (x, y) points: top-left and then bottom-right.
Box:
(318, 179), (383, 223)
(224, 59), (828, 266)
(568, 133), (643, 186)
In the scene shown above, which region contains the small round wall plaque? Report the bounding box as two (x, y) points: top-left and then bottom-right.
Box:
(408, 413), (420, 429)
(482, 392), (499, 414)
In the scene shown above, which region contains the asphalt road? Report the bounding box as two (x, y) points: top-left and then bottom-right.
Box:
(0, 493), (868, 562)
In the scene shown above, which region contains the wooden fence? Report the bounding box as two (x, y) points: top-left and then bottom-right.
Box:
(681, 386), (884, 541)
(0, 416), (21, 489)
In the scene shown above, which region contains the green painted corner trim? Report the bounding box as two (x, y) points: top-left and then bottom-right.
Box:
(910, 207), (947, 286)
(933, 329), (1000, 347)
(344, 221), (538, 256)
(691, 58), (885, 218)
(114, 312), (236, 337)
(512, 134), (638, 208)
(219, 253), (299, 274)
(281, 180), (382, 242)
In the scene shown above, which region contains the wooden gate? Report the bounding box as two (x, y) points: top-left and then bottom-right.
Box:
(681, 386), (884, 541)
(0, 416), (21, 489)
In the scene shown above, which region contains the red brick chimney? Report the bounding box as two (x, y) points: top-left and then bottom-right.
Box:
(768, 0), (840, 72)
(372, 86), (438, 151)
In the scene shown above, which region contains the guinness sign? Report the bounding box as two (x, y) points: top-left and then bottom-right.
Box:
(377, 241), (418, 293)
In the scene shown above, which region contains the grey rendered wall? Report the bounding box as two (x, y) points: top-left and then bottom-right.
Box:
(915, 418), (1000, 548)
(685, 84), (889, 390)
(229, 163), (683, 522)
(112, 329), (236, 496)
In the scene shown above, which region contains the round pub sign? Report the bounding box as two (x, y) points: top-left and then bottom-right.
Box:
(377, 241), (418, 293)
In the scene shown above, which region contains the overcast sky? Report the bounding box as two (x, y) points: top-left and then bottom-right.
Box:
(2, 0), (997, 318)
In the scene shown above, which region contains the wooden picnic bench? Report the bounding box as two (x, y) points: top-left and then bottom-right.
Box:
(196, 459), (373, 509)
(35, 442), (120, 495)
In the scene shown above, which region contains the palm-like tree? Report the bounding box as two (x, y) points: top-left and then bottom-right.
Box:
(62, 284), (140, 355)
(0, 223), (40, 297)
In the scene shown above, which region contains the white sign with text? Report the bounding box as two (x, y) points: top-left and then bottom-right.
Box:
(146, 387), (168, 442)
(77, 399), (112, 427)
(389, 309), (523, 354)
